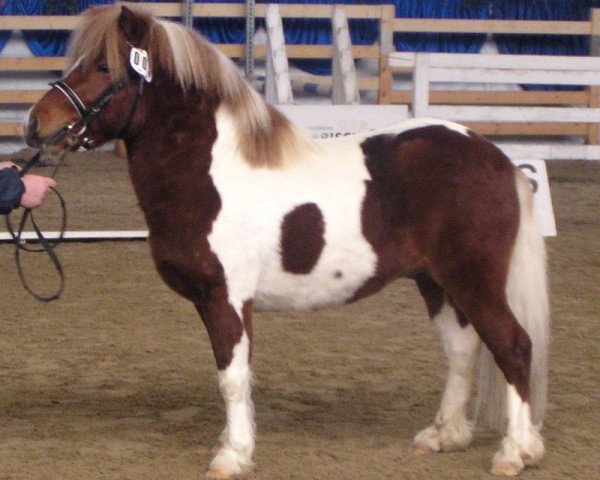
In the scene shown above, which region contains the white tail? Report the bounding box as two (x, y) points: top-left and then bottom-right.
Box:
(475, 170), (550, 430)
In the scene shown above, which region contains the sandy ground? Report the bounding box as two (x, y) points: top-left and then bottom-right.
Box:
(0, 152), (599, 480)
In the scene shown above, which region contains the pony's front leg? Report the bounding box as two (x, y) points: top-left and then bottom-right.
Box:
(195, 290), (255, 479)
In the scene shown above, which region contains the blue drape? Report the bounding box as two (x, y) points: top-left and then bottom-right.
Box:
(11, 0), (116, 57)
(6, 0), (244, 57)
(394, 0), (488, 53)
(263, 0), (383, 75)
(492, 0), (589, 56)
(0, 1), (14, 55)
(14, 0), (75, 57)
(491, 0), (591, 90)
(111, 0), (246, 44)
(193, 0), (246, 44)
(3, 0), (600, 87)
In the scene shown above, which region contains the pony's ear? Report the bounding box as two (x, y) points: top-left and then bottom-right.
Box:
(118, 6), (148, 46)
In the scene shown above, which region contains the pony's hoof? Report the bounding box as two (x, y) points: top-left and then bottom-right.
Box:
(409, 443), (436, 456)
(206, 467), (237, 479)
(490, 461), (523, 477)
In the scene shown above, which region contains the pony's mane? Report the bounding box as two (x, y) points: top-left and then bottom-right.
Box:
(68, 4), (310, 167)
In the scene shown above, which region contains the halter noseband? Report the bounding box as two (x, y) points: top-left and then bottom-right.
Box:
(46, 65), (144, 150)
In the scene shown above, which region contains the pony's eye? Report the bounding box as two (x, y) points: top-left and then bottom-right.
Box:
(98, 64), (110, 73)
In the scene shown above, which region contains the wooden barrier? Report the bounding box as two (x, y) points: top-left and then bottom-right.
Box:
(2, 4), (600, 154)
(264, 3), (362, 105)
(379, 9), (600, 146)
(390, 51), (600, 160)
(0, 3), (391, 140)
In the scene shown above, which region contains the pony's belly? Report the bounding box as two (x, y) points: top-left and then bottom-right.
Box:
(253, 242), (377, 311)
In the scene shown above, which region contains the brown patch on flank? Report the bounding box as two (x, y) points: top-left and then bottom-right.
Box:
(280, 203), (325, 274)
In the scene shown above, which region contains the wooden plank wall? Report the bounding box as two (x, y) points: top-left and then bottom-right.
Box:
(379, 8), (600, 143)
(0, 3), (390, 138)
(1, 3), (600, 143)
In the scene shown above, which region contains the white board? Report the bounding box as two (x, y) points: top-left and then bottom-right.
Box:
(279, 105), (410, 139)
(513, 160), (556, 237)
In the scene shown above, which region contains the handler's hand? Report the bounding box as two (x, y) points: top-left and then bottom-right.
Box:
(20, 175), (56, 209)
(0, 161), (19, 170)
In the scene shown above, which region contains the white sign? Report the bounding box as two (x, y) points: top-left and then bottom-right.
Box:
(513, 160), (556, 237)
(129, 47), (152, 82)
(280, 105), (409, 139)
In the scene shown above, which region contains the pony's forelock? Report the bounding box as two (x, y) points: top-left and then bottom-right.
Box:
(67, 5), (128, 81)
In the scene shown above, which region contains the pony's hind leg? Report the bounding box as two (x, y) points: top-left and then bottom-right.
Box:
(195, 291), (255, 479)
(411, 275), (480, 454)
(444, 279), (544, 476)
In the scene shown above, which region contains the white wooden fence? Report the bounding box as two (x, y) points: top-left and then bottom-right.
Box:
(389, 51), (600, 161)
(264, 3), (359, 105)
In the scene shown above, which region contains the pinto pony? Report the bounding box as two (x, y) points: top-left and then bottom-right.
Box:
(25, 5), (549, 478)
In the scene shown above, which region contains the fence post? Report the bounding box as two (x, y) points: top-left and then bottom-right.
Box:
(377, 4), (394, 104)
(264, 4), (293, 105)
(588, 8), (600, 145)
(412, 53), (429, 117)
(332, 5), (359, 104)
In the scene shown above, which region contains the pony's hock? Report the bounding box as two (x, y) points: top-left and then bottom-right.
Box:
(26, 5), (550, 478)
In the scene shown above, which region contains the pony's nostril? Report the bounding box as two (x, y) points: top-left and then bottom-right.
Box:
(24, 116), (42, 147)
(27, 116), (39, 136)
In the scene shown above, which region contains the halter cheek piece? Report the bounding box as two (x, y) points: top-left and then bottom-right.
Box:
(46, 60), (146, 149)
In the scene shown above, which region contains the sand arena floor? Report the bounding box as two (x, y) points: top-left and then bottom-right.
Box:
(0, 152), (598, 479)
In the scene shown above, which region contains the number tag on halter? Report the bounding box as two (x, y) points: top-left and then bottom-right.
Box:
(129, 47), (152, 82)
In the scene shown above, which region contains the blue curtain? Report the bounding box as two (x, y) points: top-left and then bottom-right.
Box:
(13, 0), (80, 57)
(193, 0), (246, 44)
(492, 0), (589, 56)
(394, 0), (489, 53)
(7, 0), (245, 56)
(0, 0), (14, 55)
(263, 0), (383, 76)
(491, 0), (590, 90)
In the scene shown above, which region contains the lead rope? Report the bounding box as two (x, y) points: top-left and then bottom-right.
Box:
(4, 150), (68, 302)
(6, 48), (149, 302)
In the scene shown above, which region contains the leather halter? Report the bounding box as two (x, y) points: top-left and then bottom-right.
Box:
(46, 70), (144, 149)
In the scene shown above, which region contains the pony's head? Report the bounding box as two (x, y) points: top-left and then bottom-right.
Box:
(25, 5), (158, 153)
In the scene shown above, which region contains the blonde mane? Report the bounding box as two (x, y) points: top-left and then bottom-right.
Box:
(68, 4), (310, 167)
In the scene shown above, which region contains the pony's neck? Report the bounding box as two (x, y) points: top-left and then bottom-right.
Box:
(123, 78), (220, 230)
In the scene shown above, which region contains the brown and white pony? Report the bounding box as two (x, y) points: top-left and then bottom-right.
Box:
(25, 5), (549, 478)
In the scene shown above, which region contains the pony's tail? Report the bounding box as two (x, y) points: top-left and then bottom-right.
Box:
(475, 170), (550, 431)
